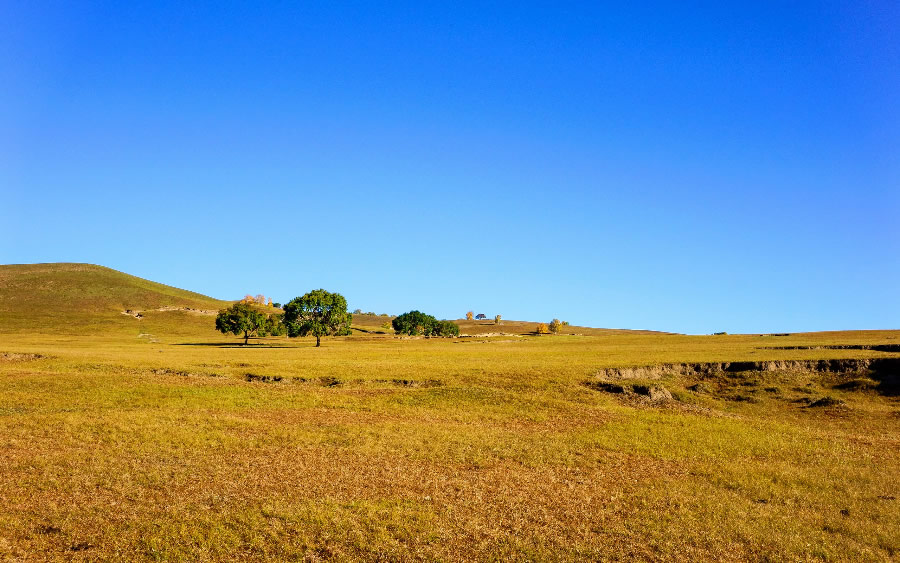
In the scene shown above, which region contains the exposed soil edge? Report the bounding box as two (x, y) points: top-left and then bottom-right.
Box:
(761, 344), (900, 353)
(594, 358), (900, 380)
(0, 352), (47, 362)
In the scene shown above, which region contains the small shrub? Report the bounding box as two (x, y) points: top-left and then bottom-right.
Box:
(834, 378), (878, 391)
(688, 382), (712, 394)
(808, 396), (845, 408)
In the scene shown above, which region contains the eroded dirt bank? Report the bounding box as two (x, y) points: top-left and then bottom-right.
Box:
(594, 358), (900, 380)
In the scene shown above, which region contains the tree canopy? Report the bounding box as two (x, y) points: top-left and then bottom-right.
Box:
(392, 311), (459, 337)
(215, 303), (282, 344)
(282, 289), (352, 347)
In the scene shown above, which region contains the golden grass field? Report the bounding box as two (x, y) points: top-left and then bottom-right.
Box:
(1, 264), (898, 561)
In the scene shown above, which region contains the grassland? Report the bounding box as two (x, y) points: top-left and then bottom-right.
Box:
(0, 264), (898, 560)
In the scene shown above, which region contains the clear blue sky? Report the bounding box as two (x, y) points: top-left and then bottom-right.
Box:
(2, 2), (898, 334)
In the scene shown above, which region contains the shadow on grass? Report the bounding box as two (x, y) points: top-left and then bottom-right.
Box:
(870, 358), (900, 396)
(173, 342), (293, 348)
(351, 327), (388, 334)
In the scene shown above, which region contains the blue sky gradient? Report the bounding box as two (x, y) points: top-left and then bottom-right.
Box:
(2, 2), (898, 333)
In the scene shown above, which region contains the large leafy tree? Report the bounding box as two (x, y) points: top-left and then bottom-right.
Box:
(215, 303), (272, 344)
(392, 310), (433, 336)
(433, 320), (460, 337)
(392, 311), (459, 337)
(282, 289), (352, 347)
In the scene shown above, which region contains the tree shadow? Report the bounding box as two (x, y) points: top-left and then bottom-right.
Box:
(869, 358), (900, 396)
(173, 342), (293, 348)
(350, 328), (387, 334)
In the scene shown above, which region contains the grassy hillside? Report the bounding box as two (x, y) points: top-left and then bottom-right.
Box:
(453, 318), (670, 336)
(0, 263), (230, 335)
(0, 264), (663, 339)
(0, 263), (227, 313)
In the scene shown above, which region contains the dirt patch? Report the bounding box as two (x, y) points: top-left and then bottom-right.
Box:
(456, 333), (525, 340)
(374, 379), (443, 388)
(593, 359), (900, 396)
(807, 397), (846, 408)
(155, 306), (218, 315)
(584, 381), (673, 403)
(276, 375), (343, 386)
(150, 368), (219, 378)
(687, 382), (713, 394)
(245, 373), (283, 383)
(761, 344), (900, 353)
(594, 359), (900, 380)
(122, 306), (218, 319)
(0, 352), (46, 362)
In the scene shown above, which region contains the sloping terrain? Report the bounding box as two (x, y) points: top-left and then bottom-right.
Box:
(0, 264), (664, 339)
(454, 318), (671, 336)
(0, 263), (230, 335)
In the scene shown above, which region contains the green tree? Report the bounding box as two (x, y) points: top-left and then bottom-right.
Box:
(215, 303), (269, 344)
(392, 310), (434, 336)
(266, 313), (286, 336)
(392, 311), (458, 337)
(433, 320), (460, 337)
(282, 289), (352, 347)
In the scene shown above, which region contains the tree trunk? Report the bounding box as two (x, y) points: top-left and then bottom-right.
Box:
(316, 334), (321, 347)
(244, 331), (249, 345)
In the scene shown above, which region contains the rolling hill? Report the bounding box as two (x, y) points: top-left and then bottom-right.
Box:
(0, 263), (230, 335)
(0, 263), (665, 339)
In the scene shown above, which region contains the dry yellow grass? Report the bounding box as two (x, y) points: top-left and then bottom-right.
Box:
(1, 326), (899, 561)
(0, 264), (898, 560)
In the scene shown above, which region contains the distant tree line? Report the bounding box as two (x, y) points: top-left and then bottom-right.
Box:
(216, 290), (460, 345)
(536, 318), (569, 335)
(465, 311), (501, 324)
(352, 309), (392, 317)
